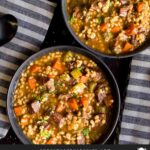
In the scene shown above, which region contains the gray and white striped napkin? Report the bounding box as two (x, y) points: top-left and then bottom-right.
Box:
(0, 0), (56, 139)
(119, 47), (150, 144)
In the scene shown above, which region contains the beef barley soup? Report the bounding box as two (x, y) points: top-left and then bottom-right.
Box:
(13, 51), (114, 144)
(67, 0), (150, 55)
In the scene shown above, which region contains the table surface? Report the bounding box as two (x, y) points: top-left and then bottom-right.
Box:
(0, 0), (132, 144)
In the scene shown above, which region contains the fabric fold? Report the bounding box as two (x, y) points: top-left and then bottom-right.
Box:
(119, 47), (150, 144)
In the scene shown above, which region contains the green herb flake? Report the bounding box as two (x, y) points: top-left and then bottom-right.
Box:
(78, 66), (84, 71)
(41, 130), (51, 139)
(39, 86), (46, 92)
(32, 94), (41, 101)
(82, 128), (89, 136)
(32, 92), (48, 101)
(72, 93), (78, 98)
(98, 16), (104, 24)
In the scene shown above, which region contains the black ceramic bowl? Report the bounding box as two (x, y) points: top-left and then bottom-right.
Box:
(7, 46), (120, 144)
(61, 0), (150, 59)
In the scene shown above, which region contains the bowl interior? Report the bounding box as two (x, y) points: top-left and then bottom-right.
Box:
(61, 0), (150, 58)
(7, 45), (120, 144)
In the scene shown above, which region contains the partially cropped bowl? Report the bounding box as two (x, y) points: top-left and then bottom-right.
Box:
(61, 0), (150, 58)
(7, 45), (120, 144)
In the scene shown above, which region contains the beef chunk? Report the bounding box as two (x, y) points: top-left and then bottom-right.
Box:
(37, 76), (49, 84)
(51, 113), (63, 124)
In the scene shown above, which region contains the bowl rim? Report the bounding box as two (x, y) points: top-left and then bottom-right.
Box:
(7, 45), (121, 144)
(61, 0), (150, 59)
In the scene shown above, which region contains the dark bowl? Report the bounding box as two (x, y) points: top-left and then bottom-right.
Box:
(7, 45), (120, 144)
(61, 0), (150, 59)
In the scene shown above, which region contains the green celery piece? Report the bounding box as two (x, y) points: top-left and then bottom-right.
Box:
(89, 82), (97, 92)
(63, 51), (73, 62)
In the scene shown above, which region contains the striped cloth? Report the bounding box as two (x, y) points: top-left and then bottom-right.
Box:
(0, 0), (56, 139)
(119, 47), (150, 144)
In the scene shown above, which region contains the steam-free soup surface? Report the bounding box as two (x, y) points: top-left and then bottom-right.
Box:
(67, 0), (150, 55)
(13, 51), (114, 144)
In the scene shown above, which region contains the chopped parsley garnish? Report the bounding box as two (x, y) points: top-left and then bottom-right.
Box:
(32, 92), (47, 101)
(32, 94), (41, 101)
(98, 16), (104, 24)
(40, 130), (51, 139)
(78, 66), (84, 72)
(82, 128), (89, 136)
(72, 93), (78, 98)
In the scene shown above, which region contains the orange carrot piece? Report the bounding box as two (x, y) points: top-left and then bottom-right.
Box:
(28, 77), (37, 90)
(80, 76), (88, 83)
(46, 138), (55, 144)
(125, 24), (137, 36)
(52, 59), (65, 73)
(100, 23), (108, 32)
(14, 106), (25, 116)
(21, 117), (29, 126)
(137, 2), (145, 12)
(81, 97), (89, 107)
(68, 99), (78, 111)
(48, 74), (56, 79)
(46, 137), (57, 144)
(122, 42), (133, 52)
(111, 26), (121, 33)
(30, 65), (41, 73)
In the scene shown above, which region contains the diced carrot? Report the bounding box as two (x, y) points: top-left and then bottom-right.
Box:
(30, 65), (41, 73)
(68, 99), (78, 111)
(137, 2), (145, 12)
(100, 23), (108, 32)
(80, 76), (88, 83)
(21, 117), (29, 126)
(125, 24), (137, 36)
(56, 103), (64, 113)
(46, 138), (53, 144)
(52, 59), (65, 74)
(48, 74), (56, 79)
(46, 138), (56, 144)
(111, 26), (121, 33)
(14, 106), (25, 116)
(122, 42), (133, 52)
(28, 77), (37, 90)
(81, 97), (89, 107)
